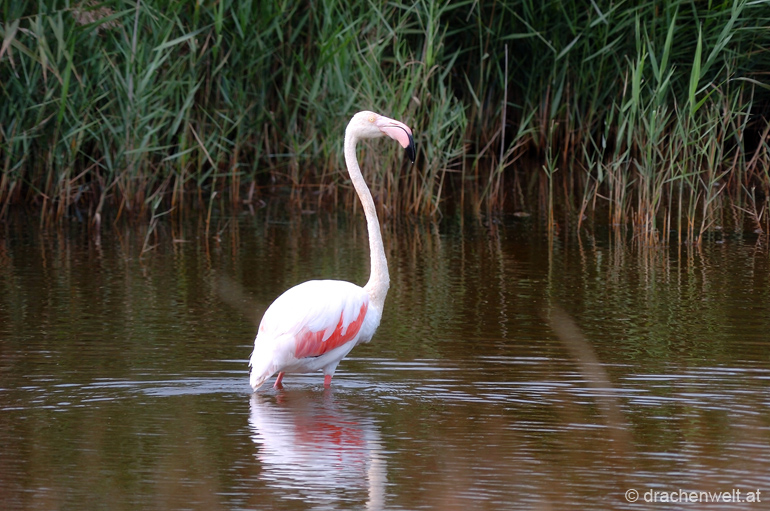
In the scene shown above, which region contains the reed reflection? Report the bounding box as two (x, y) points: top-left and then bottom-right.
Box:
(248, 391), (386, 510)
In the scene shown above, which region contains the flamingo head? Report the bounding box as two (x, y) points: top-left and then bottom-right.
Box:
(348, 111), (416, 163)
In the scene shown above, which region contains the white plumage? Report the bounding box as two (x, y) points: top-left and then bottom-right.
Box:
(249, 280), (380, 389)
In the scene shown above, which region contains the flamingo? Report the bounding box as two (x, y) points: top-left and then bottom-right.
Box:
(249, 111), (415, 390)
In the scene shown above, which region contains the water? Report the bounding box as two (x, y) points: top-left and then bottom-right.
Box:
(1, 212), (769, 510)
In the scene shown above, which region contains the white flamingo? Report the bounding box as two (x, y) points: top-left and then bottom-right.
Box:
(249, 111), (415, 390)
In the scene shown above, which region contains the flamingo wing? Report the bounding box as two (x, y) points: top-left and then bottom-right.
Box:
(292, 299), (368, 358)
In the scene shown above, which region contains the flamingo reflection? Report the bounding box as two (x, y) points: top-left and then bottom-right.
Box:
(248, 391), (386, 510)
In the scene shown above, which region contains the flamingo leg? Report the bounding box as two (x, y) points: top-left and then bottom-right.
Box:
(324, 374), (332, 387)
(273, 372), (285, 389)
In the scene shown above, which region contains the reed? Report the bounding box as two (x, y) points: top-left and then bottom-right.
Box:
(1, 0), (768, 244)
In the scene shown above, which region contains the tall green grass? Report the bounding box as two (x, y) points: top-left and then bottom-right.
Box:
(1, 0), (768, 243)
(457, 0), (770, 244)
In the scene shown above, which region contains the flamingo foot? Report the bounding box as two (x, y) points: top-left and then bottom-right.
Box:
(273, 372), (285, 389)
(323, 374), (332, 387)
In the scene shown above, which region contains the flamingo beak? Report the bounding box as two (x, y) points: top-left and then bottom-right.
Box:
(378, 118), (416, 163)
(404, 133), (416, 163)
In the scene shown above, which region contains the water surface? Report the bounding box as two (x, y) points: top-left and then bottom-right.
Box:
(1, 212), (769, 510)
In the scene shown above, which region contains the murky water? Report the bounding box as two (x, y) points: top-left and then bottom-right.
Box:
(1, 211), (769, 510)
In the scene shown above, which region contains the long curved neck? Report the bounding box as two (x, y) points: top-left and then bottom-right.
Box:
(344, 130), (389, 310)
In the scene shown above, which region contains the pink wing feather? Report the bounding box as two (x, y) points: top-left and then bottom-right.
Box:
(294, 301), (368, 358)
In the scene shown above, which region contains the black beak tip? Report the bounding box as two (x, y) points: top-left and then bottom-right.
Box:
(405, 134), (416, 163)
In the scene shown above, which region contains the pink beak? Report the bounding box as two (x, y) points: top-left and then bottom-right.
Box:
(377, 117), (416, 163)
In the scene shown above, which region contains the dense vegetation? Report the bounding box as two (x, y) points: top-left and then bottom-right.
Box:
(1, 0), (768, 242)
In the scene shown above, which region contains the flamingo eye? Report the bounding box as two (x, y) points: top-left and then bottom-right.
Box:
(368, 115), (376, 123)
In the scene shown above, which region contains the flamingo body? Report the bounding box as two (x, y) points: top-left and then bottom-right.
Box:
(248, 111), (415, 390)
(249, 280), (382, 390)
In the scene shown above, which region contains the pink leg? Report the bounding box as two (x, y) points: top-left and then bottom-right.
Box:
(323, 374), (332, 387)
(273, 372), (285, 389)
